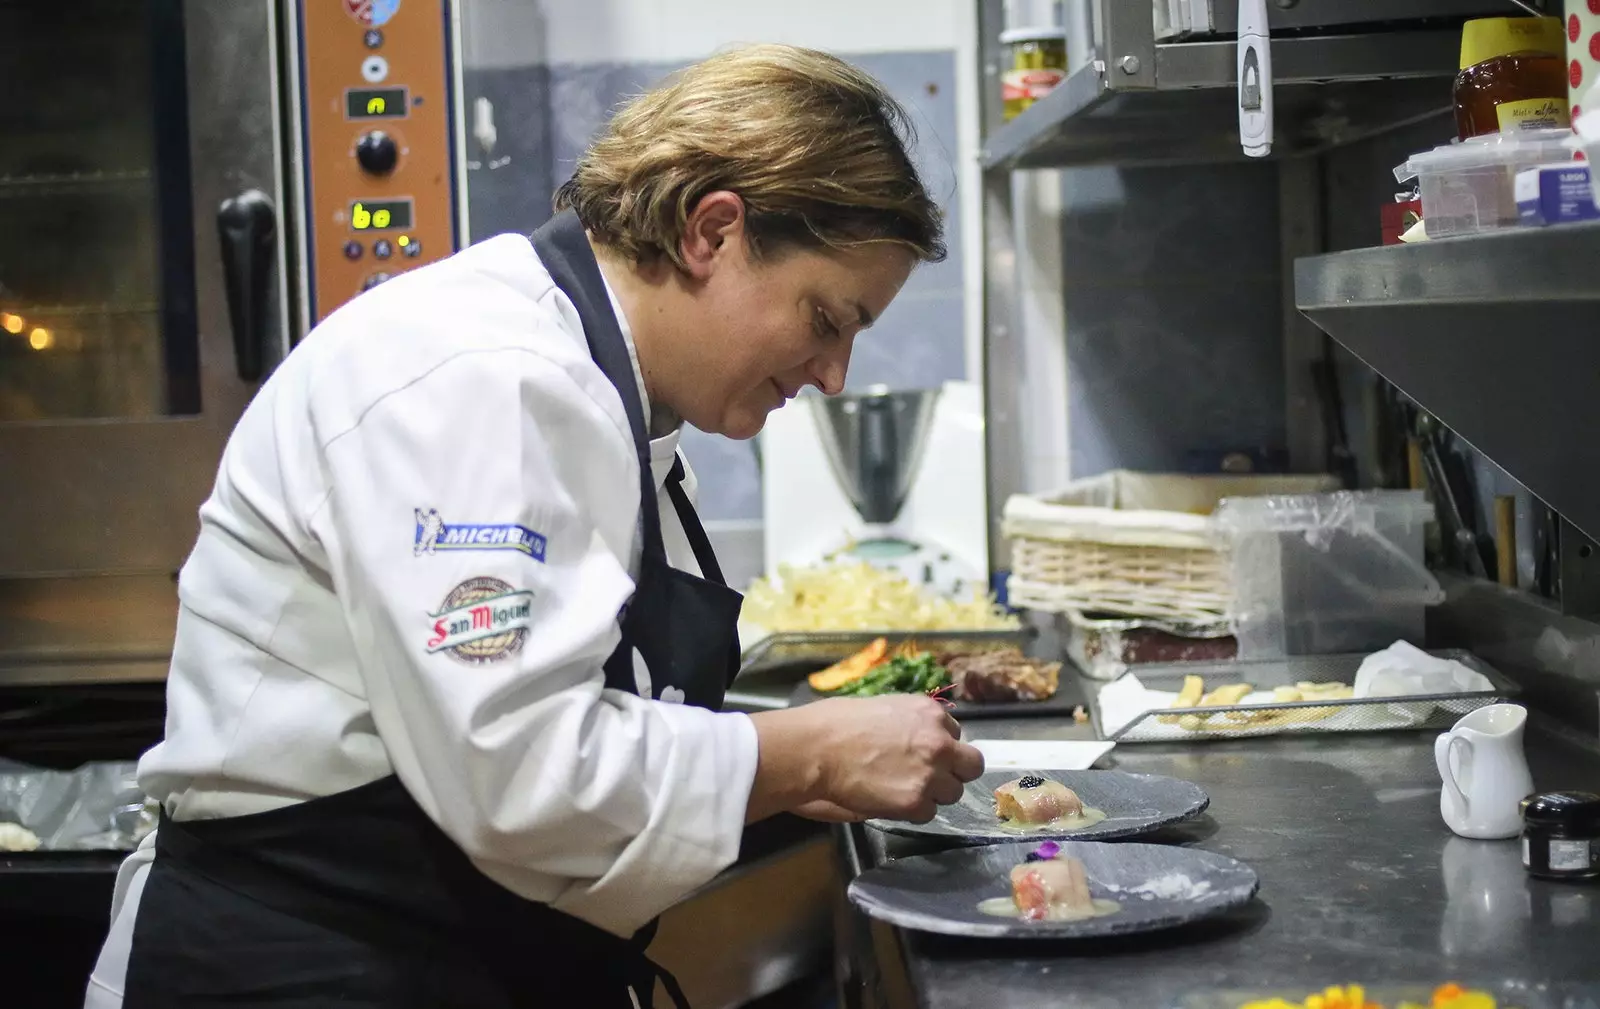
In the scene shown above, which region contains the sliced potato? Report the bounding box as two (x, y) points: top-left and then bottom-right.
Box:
(1200, 683), (1253, 707)
(807, 637), (889, 692)
(1159, 674), (1206, 724)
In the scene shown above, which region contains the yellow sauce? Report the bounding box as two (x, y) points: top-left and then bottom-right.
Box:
(976, 896), (1121, 922)
(993, 805), (1108, 834)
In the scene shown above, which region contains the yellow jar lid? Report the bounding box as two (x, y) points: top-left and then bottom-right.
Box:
(1459, 16), (1566, 70)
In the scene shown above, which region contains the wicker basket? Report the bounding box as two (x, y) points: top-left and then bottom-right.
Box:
(1002, 471), (1340, 622)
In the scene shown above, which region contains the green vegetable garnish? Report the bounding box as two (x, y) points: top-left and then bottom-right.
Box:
(824, 651), (949, 698)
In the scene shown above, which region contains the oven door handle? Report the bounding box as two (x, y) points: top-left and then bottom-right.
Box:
(217, 189), (277, 382)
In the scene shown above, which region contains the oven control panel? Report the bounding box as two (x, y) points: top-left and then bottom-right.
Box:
(293, 0), (460, 326)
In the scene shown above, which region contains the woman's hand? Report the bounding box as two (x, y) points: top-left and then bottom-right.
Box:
(746, 695), (985, 824)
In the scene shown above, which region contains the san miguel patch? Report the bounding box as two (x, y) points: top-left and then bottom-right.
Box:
(426, 576), (534, 665)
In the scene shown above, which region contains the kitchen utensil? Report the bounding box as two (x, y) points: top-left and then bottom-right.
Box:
(1416, 414), (1490, 578)
(865, 769), (1209, 844)
(1495, 495), (1518, 587)
(847, 840), (1257, 939)
(1436, 703), (1535, 840)
(1237, 0), (1272, 156)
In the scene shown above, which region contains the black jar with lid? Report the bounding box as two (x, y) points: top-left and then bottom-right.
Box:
(1521, 791), (1600, 880)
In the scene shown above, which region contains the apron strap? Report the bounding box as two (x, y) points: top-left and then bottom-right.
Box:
(663, 454), (728, 588)
(529, 212), (668, 568)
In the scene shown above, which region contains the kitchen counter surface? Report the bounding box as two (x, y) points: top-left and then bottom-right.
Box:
(837, 676), (1600, 1008)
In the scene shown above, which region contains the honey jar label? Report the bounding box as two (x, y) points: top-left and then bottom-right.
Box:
(1496, 96), (1572, 132)
(1001, 68), (1067, 103)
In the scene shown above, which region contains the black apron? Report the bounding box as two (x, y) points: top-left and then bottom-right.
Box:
(119, 210), (744, 1009)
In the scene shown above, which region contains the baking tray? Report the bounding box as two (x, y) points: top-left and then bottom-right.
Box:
(738, 627), (1036, 674)
(736, 627), (1062, 719)
(1094, 650), (1517, 743)
(786, 677), (1083, 720)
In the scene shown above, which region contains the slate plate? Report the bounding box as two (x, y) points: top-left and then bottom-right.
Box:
(787, 679), (1083, 720)
(867, 770), (1210, 844)
(848, 840), (1259, 939)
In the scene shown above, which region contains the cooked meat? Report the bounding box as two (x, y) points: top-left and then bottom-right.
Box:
(994, 776), (1084, 823)
(1009, 855), (1094, 920)
(944, 648), (1060, 702)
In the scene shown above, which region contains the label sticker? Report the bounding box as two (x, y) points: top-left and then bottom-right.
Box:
(344, 0), (402, 27)
(414, 508), (547, 561)
(426, 576), (534, 664)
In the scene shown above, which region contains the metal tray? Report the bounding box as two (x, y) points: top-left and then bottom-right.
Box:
(786, 677), (1081, 720)
(1093, 650), (1517, 744)
(738, 627), (1036, 675)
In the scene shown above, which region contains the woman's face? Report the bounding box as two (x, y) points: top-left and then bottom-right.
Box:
(672, 225), (916, 440)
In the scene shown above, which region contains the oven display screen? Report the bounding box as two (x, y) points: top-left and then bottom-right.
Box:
(346, 87), (408, 119)
(350, 199), (412, 231)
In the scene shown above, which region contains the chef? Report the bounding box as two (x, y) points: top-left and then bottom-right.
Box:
(84, 43), (984, 1009)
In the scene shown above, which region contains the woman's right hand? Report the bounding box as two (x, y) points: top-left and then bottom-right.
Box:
(746, 694), (985, 824)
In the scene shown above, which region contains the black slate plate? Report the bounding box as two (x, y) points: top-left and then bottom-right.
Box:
(848, 840), (1259, 939)
(867, 770), (1210, 844)
(787, 679), (1082, 720)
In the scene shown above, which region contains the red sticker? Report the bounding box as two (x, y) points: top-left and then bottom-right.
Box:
(1574, 58), (1586, 91)
(1591, 0), (1600, 15)
(1573, 15), (1583, 42)
(1591, 31), (1600, 62)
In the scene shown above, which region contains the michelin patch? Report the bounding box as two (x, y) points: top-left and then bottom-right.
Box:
(414, 508), (546, 561)
(426, 576), (534, 664)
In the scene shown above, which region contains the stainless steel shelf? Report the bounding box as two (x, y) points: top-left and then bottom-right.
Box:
(980, 30), (1463, 170)
(1295, 221), (1600, 540)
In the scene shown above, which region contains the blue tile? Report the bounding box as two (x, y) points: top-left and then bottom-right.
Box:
(462, 65), (556, 238)
(1066, 280), (1287, 477)
(847, 290), (966, 391)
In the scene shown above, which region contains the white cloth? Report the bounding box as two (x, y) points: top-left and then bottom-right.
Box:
(84, 234), (759, 1006)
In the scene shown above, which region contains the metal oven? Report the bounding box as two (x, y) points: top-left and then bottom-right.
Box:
(0, 0), (466, 686)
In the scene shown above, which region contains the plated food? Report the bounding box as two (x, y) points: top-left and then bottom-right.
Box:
(1237, 983), (1511, 1009)
(806, 638), (1061, 704)
(977, 842), (1119, 922)
(743, 561), (1019, 633)
(993, 775), (1107, 832)
(847, 839), (1258, 939)
(868, 769), (1209, 844)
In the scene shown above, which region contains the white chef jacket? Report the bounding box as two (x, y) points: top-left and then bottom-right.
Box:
(84, 234), (759, 1008)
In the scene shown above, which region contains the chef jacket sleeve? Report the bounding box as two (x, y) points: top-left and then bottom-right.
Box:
(309, 345), (758, 936)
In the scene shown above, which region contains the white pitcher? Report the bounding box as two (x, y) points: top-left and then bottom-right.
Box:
(1435, 703), (1534, 840)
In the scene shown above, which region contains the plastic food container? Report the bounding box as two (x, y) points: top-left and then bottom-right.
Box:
(1213, 490), (1444, 660)
(1395, 128), (1575, 237)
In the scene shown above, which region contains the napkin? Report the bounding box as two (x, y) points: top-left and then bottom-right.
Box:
(1352, 641), (1493, 698)
(969, 739), (1115, 770)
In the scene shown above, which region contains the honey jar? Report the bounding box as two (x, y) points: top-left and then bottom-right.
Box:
(1454, 16), (1571, 140)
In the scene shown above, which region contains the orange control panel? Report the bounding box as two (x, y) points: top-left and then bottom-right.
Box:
(295, 0), (458, 324)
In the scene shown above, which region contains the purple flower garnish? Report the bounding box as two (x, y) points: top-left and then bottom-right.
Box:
(1025, 841), (1061, 862)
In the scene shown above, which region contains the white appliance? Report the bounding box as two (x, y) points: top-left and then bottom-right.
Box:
(760, 381), (989, 598)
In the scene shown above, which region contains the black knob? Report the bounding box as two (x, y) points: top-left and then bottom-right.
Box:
(355, 131), (398, 175)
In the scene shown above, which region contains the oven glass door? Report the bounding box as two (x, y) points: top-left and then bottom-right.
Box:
(0, 0), (285, 577)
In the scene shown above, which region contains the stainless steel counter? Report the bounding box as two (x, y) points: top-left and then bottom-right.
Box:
(835, 678), (1600, 1009)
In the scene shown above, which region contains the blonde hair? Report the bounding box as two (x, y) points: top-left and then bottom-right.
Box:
(554, 44), (946, 269)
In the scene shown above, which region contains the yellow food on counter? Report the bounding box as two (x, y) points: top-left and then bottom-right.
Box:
(743, 562), (1019, 632)
(1238, 982), (1506, 1009)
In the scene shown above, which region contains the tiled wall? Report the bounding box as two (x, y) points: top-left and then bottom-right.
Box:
(461, 51), (966, 522)
(1057, 162), (1289, 477)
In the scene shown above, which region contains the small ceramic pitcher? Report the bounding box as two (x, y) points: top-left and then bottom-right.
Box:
(1436, 703), (1535, 840)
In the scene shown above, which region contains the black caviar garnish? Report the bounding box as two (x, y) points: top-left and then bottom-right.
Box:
(1017, 775), (1044, 789)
